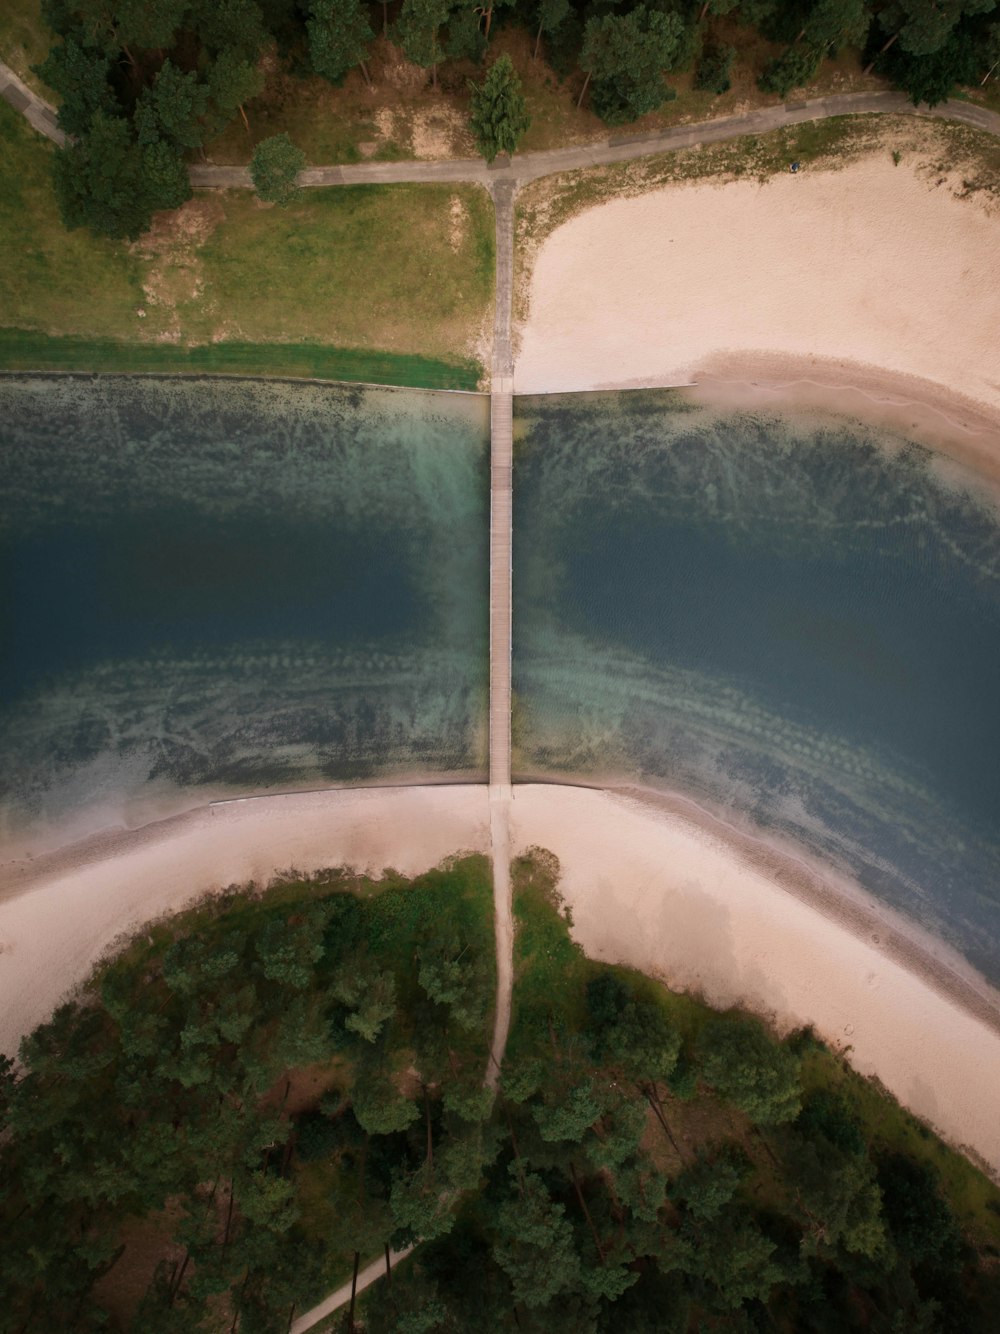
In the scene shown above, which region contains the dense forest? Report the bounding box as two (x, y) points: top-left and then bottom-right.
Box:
(2, 849), (1000, 1331)
(28, 0), (1000, 236)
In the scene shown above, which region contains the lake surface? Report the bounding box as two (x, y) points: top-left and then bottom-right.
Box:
(513, 390), (1000, 984)
(0, 377), (489, 851)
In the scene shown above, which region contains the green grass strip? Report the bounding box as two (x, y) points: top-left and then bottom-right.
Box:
(0, 329), (483, 391)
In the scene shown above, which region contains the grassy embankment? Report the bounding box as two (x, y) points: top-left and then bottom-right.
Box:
(0, 98), (494, 390)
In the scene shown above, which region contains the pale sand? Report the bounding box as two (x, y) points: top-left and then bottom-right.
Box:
(4, 782), (1000, 1175)
(510, 784), (1000, 1176)
(514, 156), (1000, 430)
(0, 785), (490, 1056)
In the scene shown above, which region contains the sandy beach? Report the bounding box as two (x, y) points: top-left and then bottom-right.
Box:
(510, 784), (1000, 1175)
(3, 780), (1000, 1174)
(514, 155), (1000, 443)
(0, 785), (490, 1055)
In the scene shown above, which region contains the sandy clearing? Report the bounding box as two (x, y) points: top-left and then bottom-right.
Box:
(510, 783), (1000, 1176)
(0, 785), (490, 1056)
(514, 156), (1000, 422)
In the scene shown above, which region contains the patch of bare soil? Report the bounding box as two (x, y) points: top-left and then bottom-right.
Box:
(131, 196), (226, 340)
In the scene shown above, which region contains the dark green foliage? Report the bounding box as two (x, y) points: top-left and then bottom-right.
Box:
(469, 54), (531, 163)
(877, 22), (986, 102)
(877, 1152), (962, 1265)
(249, 131), (307, 203)
(394, 0), (450, 72)
(307, 0), (373, 86)
(5, 847), (1000, 1329)
(447, 4), (489, 62)
(581, 6), (686, 126)
(696, 41), (736, 93)
(34, 33), (117, 137)
(134, 60), (209, 150)
(796, 1088), (867, 1155)
(670, 1146), (749, 1221)
(1, 858), (495, 1328)
(758, 42), (823, 94)
(696, 1015), (802, 1124)
(53, 111), (189, 240)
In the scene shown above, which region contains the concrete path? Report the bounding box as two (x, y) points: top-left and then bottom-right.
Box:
(5, 58), (999, 186)
(289, 1247), (413, 1334)
(0, 60), (65, 144)
(188, 90), (1000, 190)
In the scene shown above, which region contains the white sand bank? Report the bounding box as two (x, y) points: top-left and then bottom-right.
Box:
(510, 784), (1000, 1175)
(515, 156), (1000, 426)
(0, 785), (490, 1056)
(3, 780), (1000, 1175)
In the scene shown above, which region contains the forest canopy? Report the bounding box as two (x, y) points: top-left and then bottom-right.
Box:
(28, 0), (1000, 237)
(2, 849), (1000, 1331)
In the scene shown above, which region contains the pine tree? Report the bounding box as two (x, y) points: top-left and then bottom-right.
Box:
(468, 54), (531, 164)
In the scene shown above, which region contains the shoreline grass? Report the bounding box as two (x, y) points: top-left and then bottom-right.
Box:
(0, 330), (483, 391)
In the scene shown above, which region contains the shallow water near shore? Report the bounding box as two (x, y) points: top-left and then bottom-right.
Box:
(512, 389), (1000, 985)
(0, 376), (489, 853)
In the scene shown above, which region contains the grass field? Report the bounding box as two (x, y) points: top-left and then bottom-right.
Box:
(0, 100), (494, 388)
(0, 0), (50, 95)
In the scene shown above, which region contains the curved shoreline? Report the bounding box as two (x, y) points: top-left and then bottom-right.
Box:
(2, 780), (1000, 1175)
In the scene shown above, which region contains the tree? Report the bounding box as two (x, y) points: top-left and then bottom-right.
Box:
(394, 0), (450, 87)
(686, 1210), (785, 1311)
(333, 962), (397, 1043)
(695, 42), (736, 93)
(866, 0), (993, 70)
(134, 60), (209, 151)
(34, 33), (117, 137)
(579, 7), (685, 126)
(52, 111), (172, 240)
(758, 44), (823, 95)
(492, 1170), (581, 1308)
(695, 1017), (801, 1125)
(205, 48), (265, 131)
(468, 55), (531, 165)
(782, 1134), (888, 1259)
(797, 0), (871, 50)
(249, 133), (306, 204)
(669, 1147), (748, 1222)
(533, 0), (570, 60)
(307, 0), (373, 87)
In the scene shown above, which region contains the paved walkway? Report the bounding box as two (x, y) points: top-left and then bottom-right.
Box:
(0, 61), (65, 144)
(5, 59), (999, 187)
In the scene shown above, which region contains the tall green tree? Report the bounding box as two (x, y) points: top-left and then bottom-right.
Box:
(307, 0), (374, 87)
(579, 6), (685, 126)
(695, 1016), (802, 1125)
(53, 110), (187, 239)
(533, 0), (569, 60)
(394, 0), (450, 86)
(34, 33), (117, 136)
(468, 54), (531, 164)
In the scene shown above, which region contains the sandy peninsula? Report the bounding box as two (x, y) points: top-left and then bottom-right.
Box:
(514, 153), (1000, 460)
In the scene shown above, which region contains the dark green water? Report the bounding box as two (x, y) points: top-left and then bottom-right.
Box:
(0, 376), (489, 849)
(513, 390), (1000, 984)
